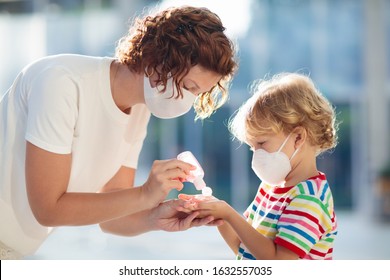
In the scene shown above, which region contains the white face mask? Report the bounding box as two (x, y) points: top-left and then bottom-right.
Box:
(144, 76), (197, 119)
(251, 133), (300, 186)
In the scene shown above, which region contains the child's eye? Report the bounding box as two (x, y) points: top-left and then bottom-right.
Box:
(249, 141), (265, 151)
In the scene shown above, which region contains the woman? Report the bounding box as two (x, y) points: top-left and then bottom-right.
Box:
(0, 5), (237, 259)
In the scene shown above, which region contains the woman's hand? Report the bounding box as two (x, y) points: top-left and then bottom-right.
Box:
(141, 159), (195, 208)
(150, 199), (222, 232)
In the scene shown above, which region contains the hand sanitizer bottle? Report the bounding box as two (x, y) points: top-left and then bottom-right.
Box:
(177, 151), (213, 196)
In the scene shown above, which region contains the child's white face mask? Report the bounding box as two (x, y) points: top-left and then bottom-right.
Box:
(251, 133), (300, 186)
(144, 76), (196, 119)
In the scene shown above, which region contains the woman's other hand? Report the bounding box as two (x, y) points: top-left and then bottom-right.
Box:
(141, 159), (195, 208)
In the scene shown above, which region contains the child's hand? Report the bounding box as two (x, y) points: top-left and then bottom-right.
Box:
(178, 193), (215, 211)
(178, 193), (230, 220)
(176, 194), (224, 226)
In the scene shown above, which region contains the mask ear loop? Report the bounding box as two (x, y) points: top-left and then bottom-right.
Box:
(277, 133), (300, 160)
(289, 146), (300, 160)
(277, 133), (292, 152)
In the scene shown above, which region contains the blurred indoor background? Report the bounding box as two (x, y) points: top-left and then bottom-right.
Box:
(1, 0), (389, 259)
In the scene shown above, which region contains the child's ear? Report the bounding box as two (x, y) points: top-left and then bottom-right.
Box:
(293, 126), (307, 148)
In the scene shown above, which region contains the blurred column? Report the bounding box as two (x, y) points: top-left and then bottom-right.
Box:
(183, 113), (203, 161)
(363, 0), (389, 216)
(248, 0), (270, 79)
(84, 0), (103, 10)
(113, 0), (158, 26)
(310, 0), (328, 83)
(0, 13), (47, 94)
(32, 0), (49, 13)
(159, 119), (179, 159)
(230, 89), (250, 210)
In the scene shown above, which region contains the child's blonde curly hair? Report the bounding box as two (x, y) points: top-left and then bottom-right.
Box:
(229, 73), (338, 155)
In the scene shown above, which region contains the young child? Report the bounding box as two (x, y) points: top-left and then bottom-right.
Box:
(179, 72), (338, 260)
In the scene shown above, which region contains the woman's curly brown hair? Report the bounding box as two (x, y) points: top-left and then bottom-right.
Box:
(116, 5), (237, 119)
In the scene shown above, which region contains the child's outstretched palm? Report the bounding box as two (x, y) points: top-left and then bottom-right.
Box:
(178, 194), (231, 220)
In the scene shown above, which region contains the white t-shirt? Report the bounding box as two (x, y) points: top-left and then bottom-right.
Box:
(0, 54), (151, 256)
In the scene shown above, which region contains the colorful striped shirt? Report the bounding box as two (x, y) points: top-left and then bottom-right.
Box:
(237, 172), (337, 260)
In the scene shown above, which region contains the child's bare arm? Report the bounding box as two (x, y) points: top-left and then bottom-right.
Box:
(217, 222), (240, 254)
